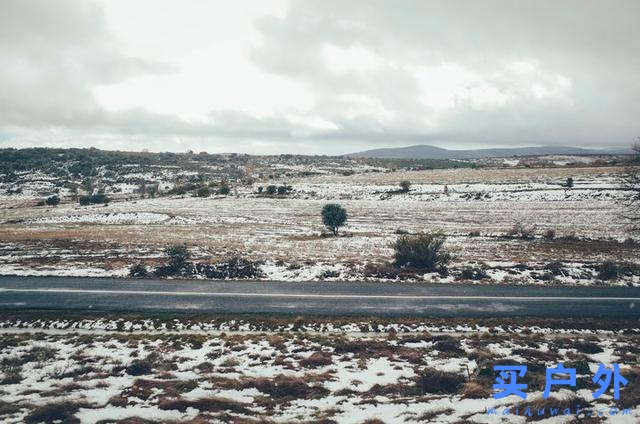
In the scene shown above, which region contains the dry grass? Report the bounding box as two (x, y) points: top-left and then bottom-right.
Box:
(516, 394), (590, 422)
(158, 396), (252, 414)
(299, 352), (333, 368)
(412, 408), (455, 422)
(415, 368), (466, 395)
(125, 378), (199, 401)
(246, 375), (330, 400)
(0, 164), (632, 272)
(460, 381), (492, 399)
(24, 400), (91, 424)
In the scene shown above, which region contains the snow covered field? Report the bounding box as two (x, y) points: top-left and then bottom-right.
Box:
(1, 316), (639, 423)
(0, 166), (638, 285)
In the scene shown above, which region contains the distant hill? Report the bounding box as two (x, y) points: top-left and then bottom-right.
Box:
(347, 145), (632, 159)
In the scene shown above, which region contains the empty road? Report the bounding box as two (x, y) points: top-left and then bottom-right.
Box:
(1, 276), (639, 317)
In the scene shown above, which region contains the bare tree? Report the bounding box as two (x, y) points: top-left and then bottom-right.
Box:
(621, 138), (640, 232)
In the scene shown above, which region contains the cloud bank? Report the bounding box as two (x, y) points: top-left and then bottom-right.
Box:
(1, 0), (638, 154)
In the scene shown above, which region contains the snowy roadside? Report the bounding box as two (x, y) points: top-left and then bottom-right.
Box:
(1, 258), (638, 286)
(1, 324), (639, 423)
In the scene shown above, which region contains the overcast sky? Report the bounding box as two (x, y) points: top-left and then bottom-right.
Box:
(1, 0), (638, 154)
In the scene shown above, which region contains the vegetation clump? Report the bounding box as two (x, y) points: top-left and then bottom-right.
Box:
(415, 368), (465, 394)
(195, 256), (264, 280)
(565, 177), (574, 188)
(129, 263), (149, 278)
(154, 244), (193, 277)
(196, 186), (211, 197)
(45, 195), (60, 206)
(217, 184), (231, 195)
(507, 221), (535, 240)
(79, 193), (109, 206)
(126, 359), (153, 376)
(597, 261), (619, 280)
(24, 401), (88, 424)
(390, 232), (451, 272)
(321, 203), (348, 236)
(460, 266), (489, 280)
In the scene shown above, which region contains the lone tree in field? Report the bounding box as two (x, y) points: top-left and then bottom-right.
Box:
(391, 232), (452, 272)
(399, 180), (411, 193)
(321, 203), (347, 236)
(566, 177), (574, 188)
(622, 139), (640, 232)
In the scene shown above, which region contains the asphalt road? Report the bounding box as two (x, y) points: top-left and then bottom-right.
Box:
(1, 276), (640, 317)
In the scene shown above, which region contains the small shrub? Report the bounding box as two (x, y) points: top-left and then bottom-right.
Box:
(299, 352), (333, 368)
(24, 401), (86, 424)
(394, 228), (409, 235)
(165, 244), (190, 266)
(154, 244), (193, 277)
(566, 177), (574, 188)
(507, 221), (536, 240)
(79, 193), (109, 206)
(196, 186), (211, 197)
(195, 256), (264, 279)
(0, 400), (20, 416)
(399, 180), (411, 193)
(318, 269), (340, 279)
(544, 261), (565, 276)
(321, 203), (348, 236)
(434, 339), (463, 353)
(598, 261), (619, 280)
(363, 263), (405, 280)
(460, 266), (489, 280)
(0, 364), (22, 385)
(159, 396), (250, 414)
(461, 381), (492, 398)
(45, 195), (60, 206)
(543, 228), (556, 240)
(126, 359), (153, 376)
(217, 184), (230, 195)
(574, 341), (604, 354)
(277, 185), (291, 195)
(468, 230), (481, 237)
(415, 369), (465, 394)
(90, 193), (109, 204)
(564, 360), (590, 375)
(129, 263), (149, 278)
(249, 375), (329, 399)
(391, 232), (451, 271)
(266, 185), (277, 195)
(108, 395), (128, 407)
(25, 346), (58, 363)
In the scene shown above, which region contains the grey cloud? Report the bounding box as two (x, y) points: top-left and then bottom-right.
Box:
(249, 0), (640, 150)
(1, 0), (638, 153)
(0, 0), (173, 129)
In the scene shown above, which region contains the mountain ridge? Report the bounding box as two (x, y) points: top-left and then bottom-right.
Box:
(347, 144), (632, 159)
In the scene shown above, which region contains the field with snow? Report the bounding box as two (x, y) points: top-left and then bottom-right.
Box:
(0, 164), (638, 285)
(1, 314), (639, 424)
